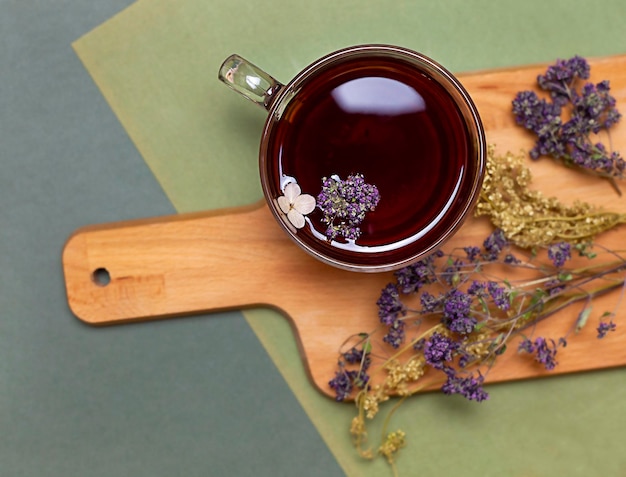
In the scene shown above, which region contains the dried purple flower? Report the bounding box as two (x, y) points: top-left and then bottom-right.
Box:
(482, 229), (508, 261)
(534, 337), (559, 370)
(383, 321), (406, 349)
(548, 242), (572, 268)
(518, 337), (558, 370)
(464, 246), (481, 262)
(441, 368), (489, 402)
(512, 56), (623, 188)
(573, 80), (622, 132)
(512, 91), (564, 160)
(394, 256), (438, 294)
(420, 291), (441, 313)
(353, 369), (370, 389)
(342, 347), (371, 369)
(329, 369), (356, 401)
(316, 173), (380, 242)
(518, 337), (535, 354)
(442, 259), (465, 286)
(467, 280), (487, 298)
(424, 333), (459, 368)
(377, 284), (406, 326)
(487, 281), (510, 311)
(597, 320), (617, 339)
(328, 342), (374, 400)
(537, 55), (590, 105)
(412, 338), (426, 352)
(442, 289), (476, 335)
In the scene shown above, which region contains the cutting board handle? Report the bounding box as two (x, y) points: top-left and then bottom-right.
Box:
(62, 200), (312, 324)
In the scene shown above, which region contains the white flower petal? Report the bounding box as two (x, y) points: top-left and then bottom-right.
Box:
(287, 209), (305, 229)
(277, 196), (291, 214)
(284, 182), (301, 203)
(293, 193), (316, 215)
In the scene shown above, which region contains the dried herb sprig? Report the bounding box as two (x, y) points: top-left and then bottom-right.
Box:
(329, 230), (626, 470)
(512, 55), (623, 193)
(316, 173), (380, 241)
(475, 146), (626, 248)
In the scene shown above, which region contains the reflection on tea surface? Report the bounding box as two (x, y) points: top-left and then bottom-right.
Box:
(331, 77), (426, 115)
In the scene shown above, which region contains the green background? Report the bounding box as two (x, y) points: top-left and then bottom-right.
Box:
(3, 0), (626, 476)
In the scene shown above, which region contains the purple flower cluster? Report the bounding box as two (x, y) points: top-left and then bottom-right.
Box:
(394, 253), (440, 294)
(441, 368), (489, 402)
(518, 336), (559, 370)
(328, 369), (365, 401)
(482, 229), (509, 261)
(467, 280), (510, 310)
(463, 246), (481, 262)
(512, 56), (624, 180)
(376, 284), (406, 326)
(512, 91), (564, 159)
(597, 320), (617, 339)
(569, 140), (623, 175)
(342, 346), (371, 367)
(316, 173), (380, 241)
(420, 291), (441, 313)
(547, 242), (572, 268)
(537, 55), (590, 104)
(376, 284), (407, 349)
(424, 333), (459, 368)
(572, 81), (622, 132)
(328, 370), (354, 401)
(442, 258), (465, 286)
(383, 321), (406, 349)
(442, 289), (476, 335)
(467, 281), (487, 298)
(328, 346), (372, 401)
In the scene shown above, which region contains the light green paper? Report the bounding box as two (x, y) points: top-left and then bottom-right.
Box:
(73, 0), (626, 475)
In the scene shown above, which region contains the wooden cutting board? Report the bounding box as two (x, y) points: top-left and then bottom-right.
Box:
(63, 55), (626, 399)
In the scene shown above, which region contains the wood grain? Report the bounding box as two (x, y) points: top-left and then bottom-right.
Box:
(63, 55), (626, 398)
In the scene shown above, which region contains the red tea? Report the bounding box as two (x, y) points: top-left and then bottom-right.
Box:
(263, 54), (482, 268)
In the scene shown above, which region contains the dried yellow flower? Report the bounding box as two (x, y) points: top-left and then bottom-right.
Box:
(475, 146), (626, 248)
(403, 357), (426, 381)
(350, 415), (366, 437)
(350, 413), (374, 460)
(378, 430), (406, 465)
(362, 386), (387, 419)
(464, 331), (490, 360)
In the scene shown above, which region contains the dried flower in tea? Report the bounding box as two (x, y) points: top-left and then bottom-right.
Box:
(316, 173), (380, 241)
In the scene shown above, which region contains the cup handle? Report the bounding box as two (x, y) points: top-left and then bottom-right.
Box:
(218, 54), (283, 110)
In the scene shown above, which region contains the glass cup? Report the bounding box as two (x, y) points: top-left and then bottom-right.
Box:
(218, 44), (486, 272)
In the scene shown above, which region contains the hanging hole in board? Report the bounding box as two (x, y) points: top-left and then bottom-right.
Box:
(92, 267), (111, 287)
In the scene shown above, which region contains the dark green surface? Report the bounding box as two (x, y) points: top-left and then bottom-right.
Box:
(0, 2), (343, 476)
